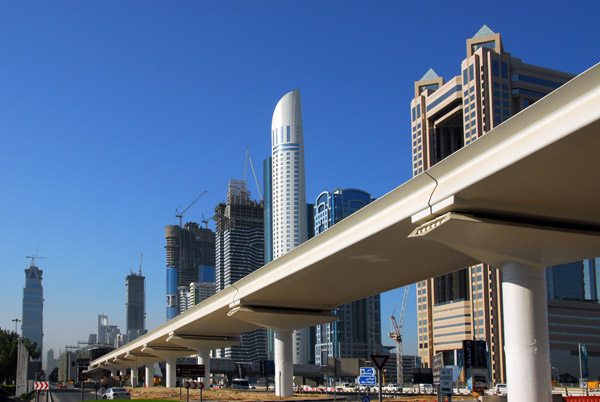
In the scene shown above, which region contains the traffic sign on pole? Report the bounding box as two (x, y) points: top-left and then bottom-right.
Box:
(370, 355), (389, 371)
(358, 376), (377, 386)
(34, 382), (49, 391)
(360, 367), (376, 376)
(184, 381), (204, 390)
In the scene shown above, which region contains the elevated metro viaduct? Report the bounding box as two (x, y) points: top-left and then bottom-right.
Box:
(89, 63), (600, 402)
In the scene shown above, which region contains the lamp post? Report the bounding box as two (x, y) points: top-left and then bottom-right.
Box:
(12, 318), (21, 335)
(551, 367), (559, 383)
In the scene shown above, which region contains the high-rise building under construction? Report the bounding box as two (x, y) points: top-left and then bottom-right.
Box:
(213, 179), (265, 363)
(126, 266), (146, 342)
(165, 222), (215, 320)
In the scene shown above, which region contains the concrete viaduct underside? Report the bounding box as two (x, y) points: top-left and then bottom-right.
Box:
(89, 63), (600, 402)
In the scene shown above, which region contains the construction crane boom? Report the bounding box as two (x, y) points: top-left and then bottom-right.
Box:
(26, 245), (47, 267)
(388, 286), (409, 384)
(244, 146), (263, 202)
(176, 191), (207, 227)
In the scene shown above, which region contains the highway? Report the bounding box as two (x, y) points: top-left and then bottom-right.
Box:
(49, 389), (101, 402)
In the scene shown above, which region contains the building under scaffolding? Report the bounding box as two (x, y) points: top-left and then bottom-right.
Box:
(214, 179), (265, 363)
(165, 222), (215, 320)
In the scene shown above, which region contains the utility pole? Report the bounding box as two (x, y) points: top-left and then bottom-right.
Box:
(12, 318), (21, 335)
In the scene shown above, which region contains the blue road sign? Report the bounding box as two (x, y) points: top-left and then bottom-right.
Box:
(358, 376), (377, 386)
(360, 367), (376, 376)
(362, 396), (371, 402)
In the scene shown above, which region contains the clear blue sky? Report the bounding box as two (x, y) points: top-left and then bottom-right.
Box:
(1, 1), (598, 359)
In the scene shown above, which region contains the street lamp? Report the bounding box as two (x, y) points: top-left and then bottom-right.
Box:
(12, 318), (21, 335)
(552, 366), (559, 382)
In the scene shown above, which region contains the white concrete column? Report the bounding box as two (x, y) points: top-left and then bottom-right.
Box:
(165, 358), (177, 388)
(197, 350), (211, 387)
(145, 365), (154, 388)
(130, 364), (138, 388)
(274, 328), (293, 397)
(502, 261), (552, 402)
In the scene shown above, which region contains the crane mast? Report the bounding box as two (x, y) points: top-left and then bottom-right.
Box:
(388, 286), (409, 384)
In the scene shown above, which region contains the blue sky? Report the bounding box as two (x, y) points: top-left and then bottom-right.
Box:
(1, 1), (598, 359)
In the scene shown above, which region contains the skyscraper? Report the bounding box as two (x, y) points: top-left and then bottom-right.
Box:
(165, 222), (215, 319)
(546, 259), (600, 380)
(271, 89), (309, 363)
(126, 266), (146, 342)
(411, 26), (575, 383)
(22, 258), (44, 374)
(97, 314), (121, 348)
(214, 179), (265, 363)
(313, 189), (382, 365)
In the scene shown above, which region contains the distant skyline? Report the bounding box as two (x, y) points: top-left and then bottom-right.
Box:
(1, 1), (599, 360)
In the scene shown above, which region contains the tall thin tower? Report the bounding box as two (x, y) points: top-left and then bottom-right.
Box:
(271, 89), (309, 363)
(22, 256), (44, 374)
(126, 255), (147, 342)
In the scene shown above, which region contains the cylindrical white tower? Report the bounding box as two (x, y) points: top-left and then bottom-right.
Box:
(271, 89), (309, 364)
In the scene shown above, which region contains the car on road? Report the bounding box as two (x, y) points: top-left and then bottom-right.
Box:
(383, 383), (401, 392)
(101, 387), (131, 400)
(495, 384), (507, 395)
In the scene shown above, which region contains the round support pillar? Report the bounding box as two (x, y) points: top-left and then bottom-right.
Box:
(145, 365), (154, 388)
(502, 261), (552, 402)
(197, 350), (211, 387)
(165, 358), (177, 388)
(274, 329), (293, 397)
(130, 364), (138, 388)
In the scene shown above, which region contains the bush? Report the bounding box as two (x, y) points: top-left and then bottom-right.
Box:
(0, 385), (15, 396)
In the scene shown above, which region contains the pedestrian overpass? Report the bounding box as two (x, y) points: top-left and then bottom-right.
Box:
(89, 63), (600, 402)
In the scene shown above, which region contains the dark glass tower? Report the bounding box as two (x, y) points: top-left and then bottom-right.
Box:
(22, 260), (44, 375)
(126, 267), (146, 342)
(313, 188), (381, 365)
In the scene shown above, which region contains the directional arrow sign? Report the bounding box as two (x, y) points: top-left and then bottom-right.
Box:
(358, 376), (377, 386)
(360, 367), (375, 376)
(370, 354), (389, 370)
(184, 381), (205, 390)
(34, 382), (49, 390)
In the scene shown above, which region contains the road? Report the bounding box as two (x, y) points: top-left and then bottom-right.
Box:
(49, 389), (101, 402)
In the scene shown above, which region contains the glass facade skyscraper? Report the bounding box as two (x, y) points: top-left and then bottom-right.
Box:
(22, 261), (43, 368)
(313, 189), (381, 365)
(271, 89), (309, 364)
(126, 269), (146, 342)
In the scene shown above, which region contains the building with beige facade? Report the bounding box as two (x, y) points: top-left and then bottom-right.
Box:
(410, 26), (577, 383)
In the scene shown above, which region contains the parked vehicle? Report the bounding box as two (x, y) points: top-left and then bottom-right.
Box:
(337, 383), (356, 392)
(416, 383), (434, 394)
(102, 387), (131, 400)
(495, 384), (507, 395)
(231, 378), (250, 389)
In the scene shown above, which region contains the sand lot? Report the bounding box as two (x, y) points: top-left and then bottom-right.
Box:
(126, 387), (476, 401)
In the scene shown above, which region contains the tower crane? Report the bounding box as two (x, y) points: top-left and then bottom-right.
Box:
(175, 191), (207, 227)
(388, 286), (409, 384)
(26, 245), (47, 267)
(244, 146), (263, 202)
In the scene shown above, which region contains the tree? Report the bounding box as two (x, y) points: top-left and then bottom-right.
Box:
(0, 328), (42, 384)
(48, 367), (58, 383)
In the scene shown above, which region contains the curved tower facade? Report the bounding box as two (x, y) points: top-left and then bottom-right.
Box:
(271, 89), (307, 258)
(271, 89), (309, 364)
